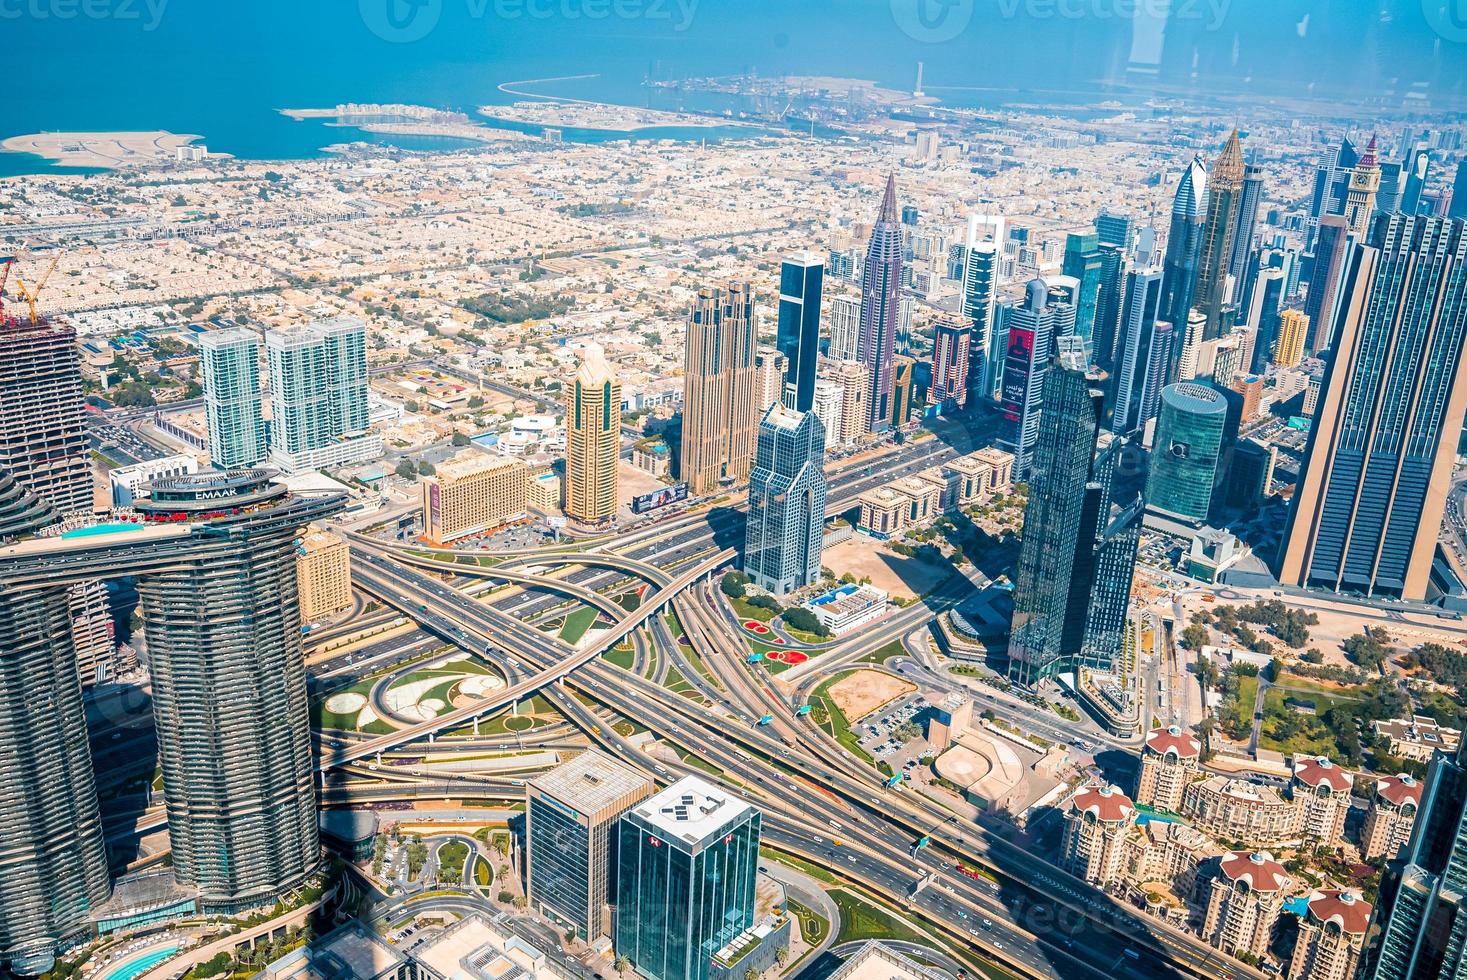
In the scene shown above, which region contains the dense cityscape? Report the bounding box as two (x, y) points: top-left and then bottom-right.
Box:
(5, 5), (1467, 980)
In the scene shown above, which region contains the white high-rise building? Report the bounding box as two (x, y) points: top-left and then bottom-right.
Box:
(828, 295), (862, 361)
(265, 316), (381, 474)
(200, 328), (266, 470)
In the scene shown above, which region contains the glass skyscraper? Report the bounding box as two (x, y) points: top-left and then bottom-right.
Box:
(200, 327), (266, 469)
(999, 276), (1079, 480)
(744, 405), (827, 596)
(266, 316), (375, 473)
(615, 777), (761, 980)
(1194, 130), (1246, 340)
(858, 175), (904, 431)
(1146, 383), (1230, 524)
(776, 252), (823, 413)
(1159, 154), (1208, 373)
(1278, 215), (1467, 601)
(1008, 351), (1143, 688)
(958, 215), (1004, 403)
(1062, 232), (1104, 346)
(1364, 740), (1467, 979)
(1109, 267), (1166, 435)
(526, 751), (652, 941)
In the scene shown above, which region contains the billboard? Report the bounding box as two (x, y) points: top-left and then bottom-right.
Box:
(632, 482), (689, 514)
(1001, 326), (1036, 424)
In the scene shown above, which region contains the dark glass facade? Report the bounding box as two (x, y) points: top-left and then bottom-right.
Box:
(529, 794), (595, 936)
(776, 256), (823, 413)
(1008, 354), (1142, 687)
(1146, 383), (1230, 524)
(1062, 232), (1104, 346)
(615, 807), (760, 980)
(744, 407), (827, 596)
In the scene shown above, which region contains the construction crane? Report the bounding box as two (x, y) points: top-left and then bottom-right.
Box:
(12, 253), (59, 326)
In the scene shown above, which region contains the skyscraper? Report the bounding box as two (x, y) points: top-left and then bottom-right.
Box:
(1095, 208), (1134, 252)
(958, 214), (1004, 402)
(526, 751), (652, 941)
(1146, 383), (1230, 525)
(0, 471), (344, 974)
(1007, 350), (1143, 688)
(1227, 163), (1265, 292)
(1308, 135), (1359, 247)
(1401, 142), (1432, 216)
(827, 294), (861, 362)
(891, 355), (916, 428)
(999, 276), (1079, 479)
(615, 777), (761, 980)
(1062, 232), (1104, 346)
(0, 314), (92, 516)
(1092, 243), (1129, 370)
(680, 285), (756, 496)
(752, 347), (786, 414)
(200, 328), (267, 470)
(1109, 266), (1167, 435)
(1451, 160), (1467, 221)
(1273, 309), (1309, 368)
(0, 478), (108, 977)
(565, 345), (621, 524)
(1362, 740), (1467, 979)
(1194, 130), (1246, 340)
(1277, 216), (1467, 601)
(858, 176), (904, 431)
(1159, 155), (1208, 364)
(744, 405), (827, 597)
(266, 317), (378, 474)
(1304, 215), (1351, 354)
(1245, 267), (1286, 375)
(776, 252), (823, 412)
(1345, 136), (1382, 238)
(930, 311), (972, 410)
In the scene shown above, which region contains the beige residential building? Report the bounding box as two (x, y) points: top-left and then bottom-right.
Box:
(296, 529), (352, 622)
(1136, 726), (1203, 814)
(565, 345), (621, 525)
(1374, 714), (1462, 762)
(753, 347), (786, 415)
(1123, 821), (1210, 903)
(1361, 773), (1423, 861)
(421, 450), (529, 545)
(1061, 784), (1135, 888)
(525, 469), (562, 514)
(1287, 890), (1370, 980)
(681, 284), (757, 495)
(1291, 756), (1353, 846)
(1202, 851), (1289, 961)
(1272, 309), (1309, 368)
(827, 359), (870, 446)
(1183, 776), (1297, 845)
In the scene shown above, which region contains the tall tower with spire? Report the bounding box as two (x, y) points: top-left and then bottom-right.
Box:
(1159, 155), (1208, 380)
(1194, 129), (1246, 341)
(1345, 135), (1382, 238)
(857, 175), (904, 432)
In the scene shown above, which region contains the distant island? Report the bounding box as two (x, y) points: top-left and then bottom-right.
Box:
(1, 131), (223, 170)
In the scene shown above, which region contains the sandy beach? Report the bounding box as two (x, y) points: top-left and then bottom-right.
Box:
(1, 131), (209, 169)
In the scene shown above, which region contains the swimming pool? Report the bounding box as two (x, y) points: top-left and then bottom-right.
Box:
(96, 945), (180, 980)
(61, 522), (145, 539)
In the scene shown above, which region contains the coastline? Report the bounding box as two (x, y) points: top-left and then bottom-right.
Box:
(1, 131), (217, 171)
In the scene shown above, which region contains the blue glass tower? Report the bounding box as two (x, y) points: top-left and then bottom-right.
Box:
(776, 251), (823, 413)
(615, 778), (761, 980)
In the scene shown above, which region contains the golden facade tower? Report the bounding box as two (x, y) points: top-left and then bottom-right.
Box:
(564, 345), (621, 524)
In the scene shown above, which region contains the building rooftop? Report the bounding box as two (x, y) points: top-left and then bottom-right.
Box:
(528, 750), (651, 816)
(1145, 725), (1202, 760)
(1219, 850), (1288, 892)
(826, 941), (947, 980)
(1293, 756), (1354, 793)
(631, 775), (754, 848)
(262, 920), (408, 980)
(1070, 783), (1135, 824)
(1306, 889), (1371, 935)
(1375, 773), (1423, 808)
(434, 449), (523, 482)
(411, 914), (559, 980)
